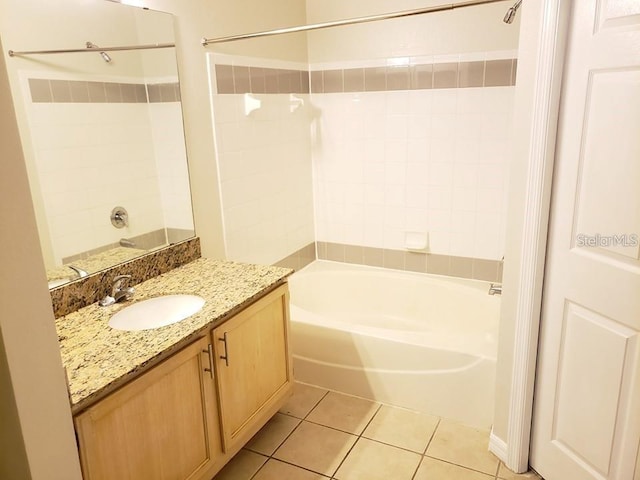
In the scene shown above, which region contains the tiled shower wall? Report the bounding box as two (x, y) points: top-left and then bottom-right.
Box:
(311, 53), (515, 263)
(209, 54), (316, 267)
(211, 52), (514, 275)
(24, 75), (191, 264)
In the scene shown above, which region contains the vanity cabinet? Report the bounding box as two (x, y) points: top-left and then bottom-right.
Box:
(212, 284), (293, 451)
(74, 336), (222, 480)
(73, 283), (292, 480)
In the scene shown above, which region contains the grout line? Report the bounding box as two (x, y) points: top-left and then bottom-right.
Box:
(330, 436), (361, 479)
(359, 402), (383, 435)
(245, 451), (270, 480)
(266, 457), (332, 478)
(303, 389), (331, 420)
(299, 417), (370, 438)
(246, 388), (331, 480)
(409, 417), (443, 480)
(410, 455), (425, 480)
(423, 417), (442, 455)
(330, 402), (382, 478)
(422, 454), (498, 477)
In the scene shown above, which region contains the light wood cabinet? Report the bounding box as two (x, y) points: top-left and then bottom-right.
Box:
(75, 336), (221, 480)
(74, 283), (292, 480)
(212, 284), (292, 451)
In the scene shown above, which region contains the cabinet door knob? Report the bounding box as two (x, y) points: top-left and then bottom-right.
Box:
(202, 344), (214, 379)
(218, 332), (229, 366)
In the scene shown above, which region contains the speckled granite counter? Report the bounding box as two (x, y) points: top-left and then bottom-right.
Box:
(47, 246), (148, 283)
(56, 258), (292, 414)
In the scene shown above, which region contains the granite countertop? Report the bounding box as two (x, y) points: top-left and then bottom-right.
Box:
(56, 258), (292, 414)
(47, 246), (148, 282)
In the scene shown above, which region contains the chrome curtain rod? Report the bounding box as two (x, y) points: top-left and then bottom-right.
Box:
(8, 42), (175, 58)
(202, 0), (505, 46)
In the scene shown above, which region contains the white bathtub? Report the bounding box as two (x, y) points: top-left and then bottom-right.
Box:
(288, 260), (501, 428)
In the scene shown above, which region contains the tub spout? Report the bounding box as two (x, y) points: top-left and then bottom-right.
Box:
(488, 283), (502, 295)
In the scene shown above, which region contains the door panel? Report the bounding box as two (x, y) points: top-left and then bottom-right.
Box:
(553, 302), (637, 475)
(572, 69), (640, 262)
(531, 0), (640, 479)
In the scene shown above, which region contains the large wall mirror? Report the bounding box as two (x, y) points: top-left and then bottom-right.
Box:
(1, 0), (195, 288)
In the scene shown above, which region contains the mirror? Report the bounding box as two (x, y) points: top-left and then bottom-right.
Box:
(1, 0), (195, 288)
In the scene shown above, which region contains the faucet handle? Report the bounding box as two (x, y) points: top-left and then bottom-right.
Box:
(113, 274), (131, 284)
(111, 274), (131, 294)
(68, 265), (89, 278)
(99, 274), (133, 307)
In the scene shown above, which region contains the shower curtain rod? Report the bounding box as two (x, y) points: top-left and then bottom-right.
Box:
(8, 42), (175, 58)
(201, 0), (505, 46)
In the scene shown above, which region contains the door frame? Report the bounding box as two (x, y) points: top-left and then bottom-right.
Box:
(496, 0), (572, 473)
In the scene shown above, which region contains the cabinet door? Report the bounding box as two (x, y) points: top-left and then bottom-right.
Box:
(213, 284), (292, 450)
(75, 336), (221, 480)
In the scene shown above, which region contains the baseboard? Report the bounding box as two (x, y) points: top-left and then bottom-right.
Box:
(489, 429), (508, 463)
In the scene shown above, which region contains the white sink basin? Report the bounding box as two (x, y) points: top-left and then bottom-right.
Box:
(109, 295), (205, 331)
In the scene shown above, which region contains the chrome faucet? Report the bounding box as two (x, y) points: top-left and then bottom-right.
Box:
(488, 283), (502, 295)
(99, 274), (135, 306)
(68, 265), (89, 279)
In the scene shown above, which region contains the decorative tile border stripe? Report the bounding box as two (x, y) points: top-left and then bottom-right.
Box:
(214, 58), (516, 95)
(51, 237), (201, 318)
(28, 78), (181, 104)
(317, 241), (503, 283)
(273, 242), (316, 271)
(147, 82), (182, 103)
(215, 64), (310, 95)
(310, 58), (517, 93)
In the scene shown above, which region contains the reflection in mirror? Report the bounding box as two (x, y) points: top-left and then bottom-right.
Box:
(1, 0), (195, 289)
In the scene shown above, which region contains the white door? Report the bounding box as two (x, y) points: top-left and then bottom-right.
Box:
(530, 1), (640, 479)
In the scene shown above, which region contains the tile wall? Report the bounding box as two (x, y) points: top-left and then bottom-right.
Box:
(24, 75), (190, 265)
(148, 101), (193, 232)
(211, 52), (515, 278)
(311, 53), (516, 263)
(210, 54), (316, 267)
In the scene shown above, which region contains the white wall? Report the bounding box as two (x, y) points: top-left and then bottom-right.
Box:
(0, 34), (82, 480)
(306, 0), (519, 63)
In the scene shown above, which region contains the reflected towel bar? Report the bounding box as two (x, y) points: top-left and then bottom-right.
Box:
(201, 0), (505, 46)
(8, 42), (175, 58)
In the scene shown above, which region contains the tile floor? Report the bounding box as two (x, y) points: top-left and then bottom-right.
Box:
(213, 382), (543, 480)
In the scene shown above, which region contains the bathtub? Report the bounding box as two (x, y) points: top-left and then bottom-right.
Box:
(288, 260), (501, 428)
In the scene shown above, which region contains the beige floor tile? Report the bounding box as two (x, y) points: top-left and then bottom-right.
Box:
(334, 438), (422, 480)
(414, 457), (495, 480)
(279, 382), (328, 418)
(213, 449), (267, 480)
(362, 405), (439, 453)
(253, 459), (329, 480)
(245, 413), (301, 455)
(306, 391), (379, 434)
(425, 420), (499, 475)
(273, 421), (357, 476)
(498, 462), (544, 479)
